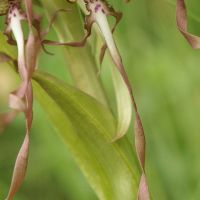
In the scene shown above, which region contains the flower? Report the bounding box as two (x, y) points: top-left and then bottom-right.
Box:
(0, 1), (41, 199)
(44, 0), (150, 199)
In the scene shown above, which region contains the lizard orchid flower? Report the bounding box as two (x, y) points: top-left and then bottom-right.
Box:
(0, 1), (70, 199)
(0, 1), (42, 199)
(44, 0), (150, 199)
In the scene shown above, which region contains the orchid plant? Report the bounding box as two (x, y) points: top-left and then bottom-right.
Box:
(0, 0), (197, 199)
(0, 0), (150, 199)
(44, 0), (149, 197)
(0, 1), (35, 199)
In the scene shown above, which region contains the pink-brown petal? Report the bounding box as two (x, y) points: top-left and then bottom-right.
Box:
(5, 133), (30, 200)
(176, 0), (200, 48)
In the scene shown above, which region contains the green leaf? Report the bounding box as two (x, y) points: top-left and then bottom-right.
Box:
(0, 31), (16, 59)
(32, 70), (140, 200)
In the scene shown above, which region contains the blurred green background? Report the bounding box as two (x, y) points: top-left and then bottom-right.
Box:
(1, 0), (200, 199)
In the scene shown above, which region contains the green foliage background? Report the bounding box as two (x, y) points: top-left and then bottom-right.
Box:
(1, 0), (200, 199)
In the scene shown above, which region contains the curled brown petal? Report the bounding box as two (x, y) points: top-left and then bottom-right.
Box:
(25, 83), (33, 130)
(5, 134), (30, 200)
(24, 0), (33, 29)
(6, 40), (35, 200)
(41, 9), (90, 47)
(176, 0), (200, 48)
(42, 9), (71, 37)
(135, 113), (150, 199)
(2, 1), (36, 199)
(26, 27), (41, 77)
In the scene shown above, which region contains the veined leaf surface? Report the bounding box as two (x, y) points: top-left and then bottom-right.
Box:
(33, 71), (140, 200)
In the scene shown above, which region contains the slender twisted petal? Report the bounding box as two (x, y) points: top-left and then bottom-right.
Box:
(176, 0), (200, 48)
(5, 134), (30, 200)
(3, 4), (29, 200)
(1, 1), (39, 199)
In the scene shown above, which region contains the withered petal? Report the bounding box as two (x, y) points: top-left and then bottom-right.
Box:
(176, 0), (200, 48)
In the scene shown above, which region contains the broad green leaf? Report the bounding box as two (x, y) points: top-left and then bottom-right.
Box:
(32, 70), (140, 200)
